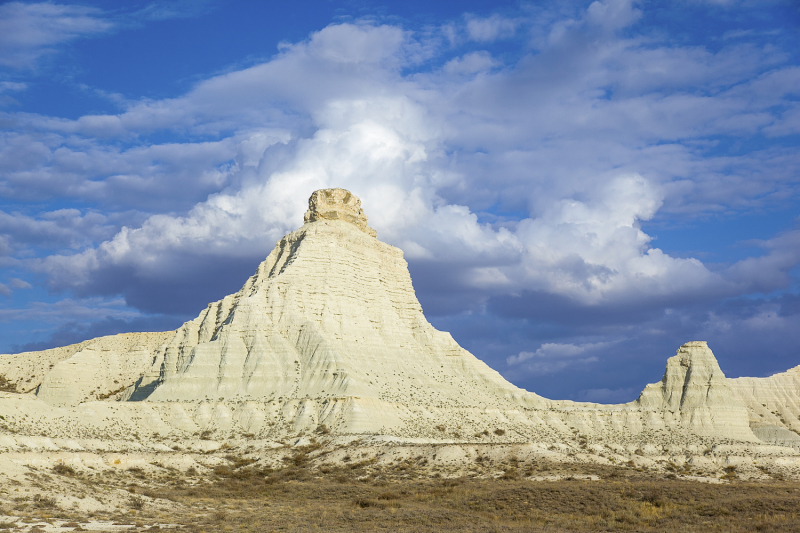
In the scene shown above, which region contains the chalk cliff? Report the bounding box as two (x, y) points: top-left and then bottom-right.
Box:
(0, 189), (794, 447)
(0, 332), (172, 403)
(729, 365), (800, 446)
(127, 187), (540, 419)
(634, 341), (754, 440)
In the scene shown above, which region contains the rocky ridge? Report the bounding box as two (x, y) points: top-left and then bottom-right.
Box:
(0, 188), (798, 475)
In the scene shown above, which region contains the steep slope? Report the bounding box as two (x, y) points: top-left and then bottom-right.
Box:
(634, 341), (755, 440)
(729, 365), (800, 445)
(0, 189), (786, 447)
(130, 188), (543, 416)
(0, 332), (172, 403)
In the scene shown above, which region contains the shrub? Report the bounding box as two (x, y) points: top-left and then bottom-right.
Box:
(0, 375), (16, 393)
(640, 488), (664, 507)
(129, 496), (145, 510)
(127, 467), (146, 478)
(354, 497), (385, 509)
(32, 494), (57, 509)
(52, 463), (76, 476)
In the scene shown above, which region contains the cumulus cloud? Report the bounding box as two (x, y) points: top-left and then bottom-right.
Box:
(14, 11), (796, 318)
(0, 208), (116, 255)
(442, 51), (499, 75)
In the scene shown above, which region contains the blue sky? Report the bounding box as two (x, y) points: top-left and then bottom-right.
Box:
(0, 0), (799, 402)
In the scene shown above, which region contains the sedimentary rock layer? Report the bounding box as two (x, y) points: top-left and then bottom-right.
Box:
(730, 365), (800, 445)
(0, 332), (172, 404)
(0, 189), (796, 449)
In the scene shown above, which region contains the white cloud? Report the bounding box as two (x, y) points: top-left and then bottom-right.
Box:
(0, 81), (26, 93)
(506, 342), (608, 376)
(725, 229), (800, 293)
(508, 343), (591, 365)
(585, 0), (642, 32)
(0, 80), (26, 106)
(465, 14), (518, 42)
(0, 4), (797, 322)
(0, 277), (31, 297)
(0, 297), (137, 324)
(0, 208), (116, 255)
(443, 51), (499, 75)
(0, 2), (112, 69)
(134, 0), (215, 21)
(9, 278), (31, 289)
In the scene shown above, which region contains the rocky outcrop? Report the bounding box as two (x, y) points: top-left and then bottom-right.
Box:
(634, 341), (756, 440)
(35, 332), (173, 406)
(1, 332), (171, 403)
(1, 341), (94, 395)
(0, 189), (795, 449)
(304, 187), (376, 237)
(729, 365), (800, 444)
(132, 190), (542, 426)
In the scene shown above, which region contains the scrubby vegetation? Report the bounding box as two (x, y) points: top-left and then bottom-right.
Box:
(0, 375), (16, 393)
(141, 467), (800, 532)
(4, 458), (800, 532)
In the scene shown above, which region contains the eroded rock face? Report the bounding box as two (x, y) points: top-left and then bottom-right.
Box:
(303, 188), (376, 237)
(136, 195), (538, 416)
(0, 189), (791, 447)
(635, 341), (754, 440)
(729, 365), (800, 442)
(0, 332), (171, 405)
(35, 332), (172, 406)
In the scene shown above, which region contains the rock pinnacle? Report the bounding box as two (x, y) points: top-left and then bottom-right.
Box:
(304, 188), (376, 237)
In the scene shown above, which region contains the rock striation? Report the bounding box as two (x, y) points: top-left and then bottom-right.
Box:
(729, 365), (800, 446)
(121, 187), (543, 434)
(0, 332), (171, 403)
(634, 341), (754, 440)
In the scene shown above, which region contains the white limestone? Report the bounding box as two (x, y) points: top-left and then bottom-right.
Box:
(0, 188), (796, 452)
(634, 341), (755, 440)
(0, 332), (172, 404)
(729, 365), (800, 444)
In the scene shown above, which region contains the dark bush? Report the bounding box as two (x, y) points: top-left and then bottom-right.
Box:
(52, 463), (76, 476)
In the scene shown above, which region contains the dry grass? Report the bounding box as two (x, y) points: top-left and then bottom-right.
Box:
(0, 375), (16, 393)
(5, 458), (799, 532)
(120, 461), (800, 532)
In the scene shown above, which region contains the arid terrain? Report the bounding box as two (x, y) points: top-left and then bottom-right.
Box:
(2, 189), (799, 532)
(1, 447), (800, 533)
